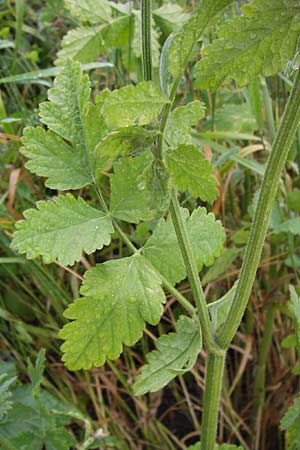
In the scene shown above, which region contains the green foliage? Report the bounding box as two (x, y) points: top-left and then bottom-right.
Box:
(12, 195), (113, 266)
(287, 189), (300, 213)
(188, 443), (243, 449)
(101, 81), (169, 128)
(168, 0), (233, 81)
(60, 255), (165, 370)
(288, 286), (300, 356)
(165, 144), (219, 203)
(27, 349), (46, 396)
(133, 316), (202, 395)
(143, 207), (225, 285)
(65, 0), (112, 23)
(273, 218), (300, 236)
(164, 101), (206, 147)
(195, 0), (300, 89)
(0, 374), (16, 420)
(208, 284), (237, 331)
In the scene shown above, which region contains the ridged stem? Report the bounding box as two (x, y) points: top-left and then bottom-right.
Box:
(141, 0), (153, 81)
(218, 68), (300, 349)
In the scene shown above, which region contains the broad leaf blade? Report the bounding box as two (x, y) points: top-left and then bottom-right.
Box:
(165, 144), (219, 203)
(133, 316), (202, 395)
(11, 194), (113, 266)
(65, 0), (111, 23)
(59, 255), (165, 370)
(102, 81), (169, 128)
(195, 0), (300, 89)
(143, 207), (225, 285)
(280, 397), (300, 430)
(110, 154), (156, 223)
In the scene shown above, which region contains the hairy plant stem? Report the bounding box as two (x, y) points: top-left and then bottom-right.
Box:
(218, 68), (300, 349)
(141, 0), (153, 81)
(201, 354), (226, 450)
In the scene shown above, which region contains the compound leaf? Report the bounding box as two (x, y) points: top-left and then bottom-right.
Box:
(110, 154), (156, 223)
(133, 315), (202, 395)
(22, 60), (106, 190)
(143, 207), (225, 285)
(195, 0), (300, 89)
(168, 0), (233, 80)
(164, 101), (206, 147)
(11, 194), (113, 266)
(59, 255), (165, 370)
(165, 144), (219, 203)
(102, 81), (169, 128)
(0, 374), (16, 421)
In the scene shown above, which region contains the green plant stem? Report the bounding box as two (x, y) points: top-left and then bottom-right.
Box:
(200, 353), (226, 450)
(218, 68), (300, 350)
(169, 190), (221, 354)
(141, 0), (153, 81)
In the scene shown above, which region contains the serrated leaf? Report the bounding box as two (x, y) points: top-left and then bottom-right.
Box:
(164, 101), (206, 147)
(22, 61), (105, 190)
(21, 127), (92, 190)
(55, 15), (132, 65)
(59, 255), (165, 370)
(168, 0), (233, 80)
(208, 283), (237, 331)
(142, 158), (171, 217)
(65, 0), (111, 23)
(143, 207), (225, 285)
(95, 127), (157, 170)
(133, 316), (201, 395)
(273, 218), (300, 236)
(280, 397), (300, 430)
(110, 154), (155, 223)
(45, 427), (75, 450)
(0, 374), (16, 420)
(11, 194), (113, 266)
(195, 0), (300, 89)
(102, 81), (169, 129)
(165, 144), (219, 203)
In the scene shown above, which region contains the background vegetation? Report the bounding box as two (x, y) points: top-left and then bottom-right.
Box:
(0, 1), (300, 449)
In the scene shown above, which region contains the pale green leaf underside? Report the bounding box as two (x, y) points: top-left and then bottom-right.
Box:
(164, 101), (206, 147)
(11, 194), (113, 266)
(143, 207), (225, 285)
(65, 0), (111, 23)
(195, 0), (300, 89)
(102, 81), (169, 128)
(273, 218), (300, 236)
(168, 0), (233, 80)
(133, 315), (202, 395)
(165, 144), (219, 203)
(60, 255), (165, 370)
(110, 154), (156, 223)
(208, 283), (237, 331)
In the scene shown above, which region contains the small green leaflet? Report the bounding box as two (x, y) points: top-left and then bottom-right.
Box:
(44, 428), (76, 450)
(27, 349), (46, 396)
(143, 207), (225, 285)
(153, 4), (190, 34)
(164, 101), (206, 147)
(133, 316), (202, 395)
(202, 247), (239, 285)
(60, 255), (165, 370)
(22, 60), (105, 190)
(95, 127), (157, 171)
(55, 15), (132, 65)
(280, 397), (300, 430)
(208, 283), (237, 331)
(188, 444), (243, 450)
(195, 0), (300, 89)
(165, 144), (219, 203)
(168, 0), (233, 80)
(11, 194), (113, 266)
(65, 0), (111, 23)
(102, 81), (169, 128)
(110, 154), (156, 223)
